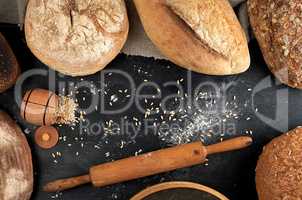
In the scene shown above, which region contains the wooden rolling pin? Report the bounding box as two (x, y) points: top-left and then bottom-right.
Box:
(44, 136), (252, 192)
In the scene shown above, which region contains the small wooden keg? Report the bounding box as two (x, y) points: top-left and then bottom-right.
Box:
(20, 89), (59, 126)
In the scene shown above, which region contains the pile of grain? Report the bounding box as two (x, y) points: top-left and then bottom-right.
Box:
(56, 96), (78, 125)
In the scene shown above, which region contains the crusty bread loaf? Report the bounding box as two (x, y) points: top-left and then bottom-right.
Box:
(248, 0), (302, 89)
(0, 33), (20, 93)
(25, 0), (129, 76)
(256, 127), (302, 200)
(0, 111), (33, 200)
(134, 0), (250, 75)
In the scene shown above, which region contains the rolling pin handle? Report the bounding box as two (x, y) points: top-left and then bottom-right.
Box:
(205, 136), (253, 155)
(43, 174), (91, 192)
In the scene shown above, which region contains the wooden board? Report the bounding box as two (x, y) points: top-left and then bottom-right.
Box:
(0, 111), (33, 200)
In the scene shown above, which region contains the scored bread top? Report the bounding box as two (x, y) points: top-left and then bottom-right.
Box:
(134, 0), (250, 75)
(248, 0), (302, 88)
(25, 0), (128, 76)
(166, 0), (250, 72)
(256, 127), (302, 200)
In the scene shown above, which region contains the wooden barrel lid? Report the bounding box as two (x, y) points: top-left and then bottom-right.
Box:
(34, 126), (59, 149)
(0, 111), (33, 200)
(131, 182), (229, 200)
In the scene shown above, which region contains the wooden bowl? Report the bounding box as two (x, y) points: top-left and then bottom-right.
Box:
(131, 182), (229, 200)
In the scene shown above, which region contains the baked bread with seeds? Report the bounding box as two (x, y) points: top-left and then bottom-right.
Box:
(248, 0), (302, 88)
(256, 127), (302, 200)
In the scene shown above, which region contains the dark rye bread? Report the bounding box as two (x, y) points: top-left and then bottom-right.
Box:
(0, 111), (33, 200)
(248, 0), (302, 89)
(256, 127), (302, 200)
(0, 33), (20, 93)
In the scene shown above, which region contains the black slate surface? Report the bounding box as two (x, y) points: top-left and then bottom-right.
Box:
(0, 24), (300, 200)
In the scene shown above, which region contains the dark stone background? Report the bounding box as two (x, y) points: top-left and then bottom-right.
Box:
(1, 24), (301, 200)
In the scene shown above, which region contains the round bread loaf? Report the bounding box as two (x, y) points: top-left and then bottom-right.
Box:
(25, 0), (129, 76)
(248, 0), (302, 89)
(256, 127), (302, 200)
(0, 111), (33, 200)
(0, 33), (20, 93)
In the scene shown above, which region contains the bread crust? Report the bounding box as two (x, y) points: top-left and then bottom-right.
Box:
(0, 111), (33, 200)
(256, 127), (302, 200)
(0, 33), (20, 93)
(25, 0), (129, 76)
(248, 0), (302, 89)
(134, 0), (250, 75)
